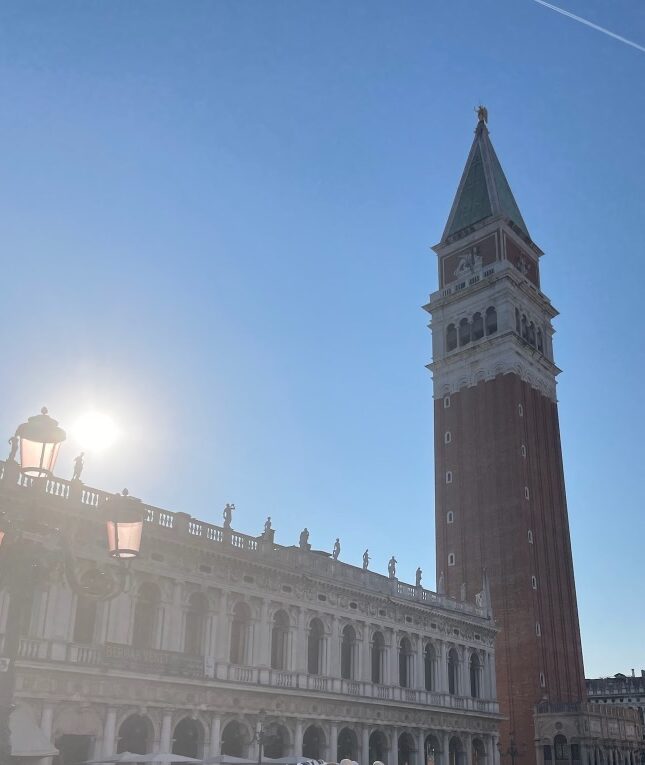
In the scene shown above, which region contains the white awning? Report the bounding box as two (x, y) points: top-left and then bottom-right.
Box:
(10, 705), (59, 758)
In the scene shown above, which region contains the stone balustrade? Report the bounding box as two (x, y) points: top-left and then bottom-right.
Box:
(0, 459), (488, 620)
(15, 635), (499, 714)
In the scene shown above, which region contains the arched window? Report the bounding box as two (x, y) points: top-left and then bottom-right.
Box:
(446, 324), (457, 352)
(459, 318), (471, 346)
(132, 583), (160, 650)
(264, 724), (289, 759)
(341, 624), (356, 680)
(369, 731), (388, 765)
(472, 739), (486, 765)
(448, 648), (459, 695)
(372, 631), (385, 684)
(529, 321), (536, 346)
(184, 592), (207, 655)
(18, 585), (40, 637)
(449, 737), (463, 765)
(337, 728), (358, 761)
(117, 714), (152, 755)
(271, 610), (290, 670)
(424, 643), (436, 690)
(221, 721), (248, 758)
(469, 652), (482, 698)
(398, 732), (415, 765)
(485, 306), (497, 335)
(173, 718), (204, 759)
(73, 596), (97, 645)
(554, 736), (568, 763)
(302, 725), (325, 760)
(472, 312), (484, 341)
(425, 736), (441, 765)
(230, 601), (251, 665)
(399, 637), (413, 688)
(307, 618), (324, 675)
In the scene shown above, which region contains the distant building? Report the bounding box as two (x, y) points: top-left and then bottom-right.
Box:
(587, 672), (645, 727)
(0, 462), (501, 765)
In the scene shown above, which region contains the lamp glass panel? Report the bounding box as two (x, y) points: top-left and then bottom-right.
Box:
(107, 520), (143, 558)
(20, 438), (60, 476)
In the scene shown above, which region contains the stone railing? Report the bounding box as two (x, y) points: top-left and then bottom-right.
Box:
(0, 460), (487, 621)
(535, 702), (641, 723)
(13, 636), (499, 714)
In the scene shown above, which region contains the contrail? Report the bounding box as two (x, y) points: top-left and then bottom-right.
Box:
(532, 0), (645, 54)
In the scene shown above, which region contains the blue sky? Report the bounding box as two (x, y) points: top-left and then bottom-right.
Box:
(1, 1), (643, 677)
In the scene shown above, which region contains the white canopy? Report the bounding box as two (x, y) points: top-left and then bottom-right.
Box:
(10, 705), (59, 758)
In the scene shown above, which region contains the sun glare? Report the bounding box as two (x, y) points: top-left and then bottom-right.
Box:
(72, 412), (119, 452)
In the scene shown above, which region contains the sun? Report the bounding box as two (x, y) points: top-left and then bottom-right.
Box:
(72, 412), (119, 452)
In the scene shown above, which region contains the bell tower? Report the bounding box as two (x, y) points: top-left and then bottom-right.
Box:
(426, 110), (586, 763)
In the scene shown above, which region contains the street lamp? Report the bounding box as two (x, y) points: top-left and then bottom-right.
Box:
(498, 737), (521, 765)
(15, 407), (66, 478)
(253, 710), (278, 765)
(106, 489), (144, 559)
(0, 408), (144, 765)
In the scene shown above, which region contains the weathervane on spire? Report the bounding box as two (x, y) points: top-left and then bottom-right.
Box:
(475, 104), (488, 124)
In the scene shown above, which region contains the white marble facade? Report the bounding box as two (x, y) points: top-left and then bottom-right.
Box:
(0, 469), (501, 765)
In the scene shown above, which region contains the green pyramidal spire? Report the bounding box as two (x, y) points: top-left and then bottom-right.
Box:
(442, 111), (530, 242)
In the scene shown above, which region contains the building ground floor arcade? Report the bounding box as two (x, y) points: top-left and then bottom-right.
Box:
(14, 665), (501, 765)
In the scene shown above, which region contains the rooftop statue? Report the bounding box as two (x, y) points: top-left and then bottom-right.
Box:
(72, 452), (85, 482)
(7, 435), (18, 463)
(476, 104), (488, 123)
(264, 516), (272, 535)
(223, 503), (235, 529)
(299, 527), (309, 549)
(332, 538), (341, 560)
(362, 549), (369, 570)
(388, 555), (397, 579)
(416, 566), (422, 587)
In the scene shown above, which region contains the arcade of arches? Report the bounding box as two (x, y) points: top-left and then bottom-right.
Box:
(48, 705), (499, 765)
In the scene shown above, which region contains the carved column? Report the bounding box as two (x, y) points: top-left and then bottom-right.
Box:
(160, 712), (173, 752)
(389, 630), (399, 685)
(362, 725), (370, 765)
(328, 615), (339, 677)
(295, 608), (307, 673)
(436, 642), (447, 693)
(361, 624), (371, 681)
(417, 730), (426, 765)
(459, 647), (469, 696)
(442, 731), (451, 765)
(163, 581), (183, 651)
(392, 727), (400, 765)
(295, 720), (304, 756)
(491, 735), (500, 765)
(103, 708), (117, 757)
(215, 592), (230, 662)
(40, 704), (54, 765)
(258, 599), (271, 667)
(330, 722), (338, 763)
(209, 715), (221, 756)
(534, 742), (543, 765)
(464, 733), (472, 765)
(417, 638), (426, 690)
